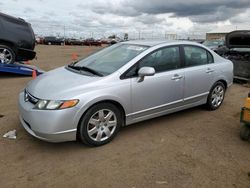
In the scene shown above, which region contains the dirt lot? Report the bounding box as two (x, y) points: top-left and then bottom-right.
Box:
(0, 45), (250, 188)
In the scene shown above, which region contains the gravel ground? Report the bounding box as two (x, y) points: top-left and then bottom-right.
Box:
(0, 45), (250, 188)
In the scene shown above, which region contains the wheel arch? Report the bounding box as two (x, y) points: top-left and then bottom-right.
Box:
(209, 79), (228, 95)
(0, 39), (17, 55)
(76, 99), (126, 139)
(215, 79), (228, 90)
(0, 39), (16, 49)
(206, 79), (228, 110)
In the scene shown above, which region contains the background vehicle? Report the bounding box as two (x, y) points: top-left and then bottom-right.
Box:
(110, 39), (118, 45)
(203, 40), (225, 53)
(0, 12), (36, 64)
(43, 36), (64, 45)
(100, 38), (110, 44)
(65, 38), (83, 46)
(83, 38), (102, 46)
(35, 36), (44, 45)
(222, 30), (250, 81)
(19, 41), (233, 146)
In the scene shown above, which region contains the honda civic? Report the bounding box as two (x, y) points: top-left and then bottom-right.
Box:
(19, 40), (233, 146)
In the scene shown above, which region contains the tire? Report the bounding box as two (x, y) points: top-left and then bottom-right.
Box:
(0, 45), (15, 64)
(240, 125), (250, 141)
(206, 81), (225, 110)
(78, 103), (122, 146)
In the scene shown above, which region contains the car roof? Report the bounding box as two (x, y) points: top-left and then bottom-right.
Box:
(122, 40), (200, 47)
(0, 12), (26, 23)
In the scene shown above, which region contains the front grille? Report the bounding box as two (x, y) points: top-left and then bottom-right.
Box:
(24, 89), (39, 104)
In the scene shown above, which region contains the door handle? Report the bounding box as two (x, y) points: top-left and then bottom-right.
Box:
(171, 74), (183, 80)
(206, 68), (215, 73)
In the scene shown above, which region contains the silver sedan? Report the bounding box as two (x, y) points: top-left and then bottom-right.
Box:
(19, 40), (233, 146)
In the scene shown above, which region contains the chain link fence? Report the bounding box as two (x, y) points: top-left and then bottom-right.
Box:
(33, 24), (205, 40)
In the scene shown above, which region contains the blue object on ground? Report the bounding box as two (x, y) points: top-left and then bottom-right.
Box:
(0, 62), (44, 76)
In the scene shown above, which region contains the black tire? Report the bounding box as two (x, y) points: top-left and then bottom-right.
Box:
(78, 103), (122, 146)
(240, 125), (250, 141)
(0, 45), (15, 64)
(206, 81), (226, 110)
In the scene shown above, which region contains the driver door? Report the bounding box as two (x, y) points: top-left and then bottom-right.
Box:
(129, 46), (184, 121)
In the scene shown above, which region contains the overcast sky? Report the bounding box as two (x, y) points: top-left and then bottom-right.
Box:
(1, 0), (250, 39)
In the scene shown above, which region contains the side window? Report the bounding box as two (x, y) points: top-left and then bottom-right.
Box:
(207, 51), (214, 64)
(138, 46), (181, 73)
(184, 46), (210, 67)
(125, 65), (138, 78)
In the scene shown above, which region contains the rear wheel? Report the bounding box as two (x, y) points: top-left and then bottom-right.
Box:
(0, 45), (15, 64)
(78, 103), (122, 146)
(206, 82), (225, 110)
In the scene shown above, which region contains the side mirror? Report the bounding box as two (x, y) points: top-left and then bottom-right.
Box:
(137, 67), (155, 82)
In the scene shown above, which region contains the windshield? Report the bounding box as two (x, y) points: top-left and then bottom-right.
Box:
(203, 40), (224, 47)
(74, 43), (148, 76)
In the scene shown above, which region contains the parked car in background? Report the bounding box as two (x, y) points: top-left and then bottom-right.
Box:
(203, 40), (225, 53)
(0, 12), (36, 64)
(65, 38), (83, 46)
(43, 36), (64, 45)
(222, 30), (250, 81)
(35, 36), (44, 45)
(110, 39), (118, 45)
(19, 40), (233, 146)
(100, 38), (110, 44)
(83, 38), (102, 46)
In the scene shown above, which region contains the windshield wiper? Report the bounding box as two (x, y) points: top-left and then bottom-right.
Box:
(70, 60), (78, 65)
(67, 65), (103, 77)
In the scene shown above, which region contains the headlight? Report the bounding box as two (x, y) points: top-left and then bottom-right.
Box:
(37, 100), (48, 109)
(34, 99), (79, 110)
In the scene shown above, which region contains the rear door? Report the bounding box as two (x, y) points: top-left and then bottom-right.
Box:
(182, 45), (215, 104)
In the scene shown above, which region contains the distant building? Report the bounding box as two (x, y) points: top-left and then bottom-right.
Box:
(165, 33), (177, 40)
(206, 25), (250, 40)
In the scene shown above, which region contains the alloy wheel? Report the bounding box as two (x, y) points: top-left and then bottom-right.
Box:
(87, 109), (117, 142)
(211, 85), (224, 108)
(0, 47), (13, 64)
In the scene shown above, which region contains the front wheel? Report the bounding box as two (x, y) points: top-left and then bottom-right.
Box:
(78, 103), (122, 146)
(206, 82), (225, 110)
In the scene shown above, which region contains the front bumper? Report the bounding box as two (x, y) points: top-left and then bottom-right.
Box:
(18, 91), (78, 142)
(19, 116), (76, 142)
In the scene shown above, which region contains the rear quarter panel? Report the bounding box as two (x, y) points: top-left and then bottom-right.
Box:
(212, 53), (234, 88)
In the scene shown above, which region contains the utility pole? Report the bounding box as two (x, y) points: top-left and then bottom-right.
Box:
(63, 25), (66, 45)
(64, 25), (65, 39)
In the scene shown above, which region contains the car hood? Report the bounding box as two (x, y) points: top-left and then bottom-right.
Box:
(26, 67), (105, 100)
(226, 30), (250, 49)
(206, 45), (218, 50)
